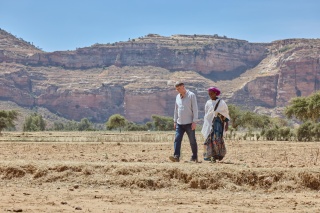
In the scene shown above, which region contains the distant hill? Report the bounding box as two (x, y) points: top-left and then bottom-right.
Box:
(0, 29), (319, 129)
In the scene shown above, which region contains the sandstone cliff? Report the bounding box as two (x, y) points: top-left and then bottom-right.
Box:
(0, 29), (319, 125)
(229, 39), (320, 114)
(2, 34), (267, 78)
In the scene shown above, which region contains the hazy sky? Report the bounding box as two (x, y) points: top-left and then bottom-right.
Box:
(1, 0), (319, 52)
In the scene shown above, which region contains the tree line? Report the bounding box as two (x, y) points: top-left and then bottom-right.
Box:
(0, 91), (319, 141)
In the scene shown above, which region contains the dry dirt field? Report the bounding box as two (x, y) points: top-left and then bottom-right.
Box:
(0, 131), (320, 213)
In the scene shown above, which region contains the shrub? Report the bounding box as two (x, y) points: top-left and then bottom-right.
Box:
(23, 113), (46, 131)
(278, 127), (291, 141)
(296, 121), (313, 142)
(265, 128), (278, 141)
(0, 110), (19, 134)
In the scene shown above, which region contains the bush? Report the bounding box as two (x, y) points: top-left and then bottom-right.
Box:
(78, 118), (94, 131)
(0, 110), (19, 134)
(151, 115), (173, 131)
(256, 133), (260, 141)
(52, 118), (95, 131)
(278, 127), (291, 141)
(296, 121), (313, 142)
(265, 128), (278, 141)
(124, 122), (148, 131)
(23, 113), (46, 131)
(311, 123), (320, 141)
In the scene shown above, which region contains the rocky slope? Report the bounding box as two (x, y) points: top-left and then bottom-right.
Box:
(0, 29), (319, 125)
(229, 39), (320, 111)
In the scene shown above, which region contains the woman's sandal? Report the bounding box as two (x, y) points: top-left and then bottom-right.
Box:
(210, 157), (216, 163)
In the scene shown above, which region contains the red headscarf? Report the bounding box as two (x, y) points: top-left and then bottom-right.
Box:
(208, 87), (220, 96)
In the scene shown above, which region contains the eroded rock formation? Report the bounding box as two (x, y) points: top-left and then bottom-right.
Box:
(0, 29), (319, 123)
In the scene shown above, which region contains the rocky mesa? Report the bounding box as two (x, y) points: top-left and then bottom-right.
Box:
(0, 29), (319, 124)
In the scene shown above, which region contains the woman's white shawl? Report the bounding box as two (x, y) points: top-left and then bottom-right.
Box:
(201, 99), (230, 138)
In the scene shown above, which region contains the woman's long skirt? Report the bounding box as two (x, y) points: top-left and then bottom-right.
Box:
(203, 116), (226, 161)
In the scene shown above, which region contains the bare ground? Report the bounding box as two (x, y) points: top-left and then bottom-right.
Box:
(0, 132), (320, 212)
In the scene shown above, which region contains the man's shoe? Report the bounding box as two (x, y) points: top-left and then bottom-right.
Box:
(169, 155), (180, 162)
(189, 157), (198, 163)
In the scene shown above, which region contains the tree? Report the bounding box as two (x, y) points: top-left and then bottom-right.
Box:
(145, 121), (153, 130)
(270, 117), (288, 127)
(285, 91), (320, 122)
(264, 128), (278, 141)
(78, 118), (94, 131)
(0, 110), (19, 134)
(106, 114), (127, 132)
(53, 122), (64, 131)
(64, 120), (79, 131)
(307, 91), (320, 122)
(241, 112), (271, 129)
(296, 121), (313, 142)
(52, 118), (96, 131)
(151, 115), (173, 131)
(228, 104), (271, 130)
(284, 96), (309, 122)
(228, 104), (242, 130)
(278, 127), (291, 141)
(311, 123), (320, 141)
(124, 122), (148, 131)
(23, 113), (46, 131)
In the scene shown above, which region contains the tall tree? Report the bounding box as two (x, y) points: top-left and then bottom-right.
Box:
(106, 114), (127, 132)
(228, 104), (271, 130)
(228, 104), (242, 130)
(284, 96), (310, 122)
(0, 110), (19, 134)
(285, 91), (320, 122)
(307, 92), (320, 122)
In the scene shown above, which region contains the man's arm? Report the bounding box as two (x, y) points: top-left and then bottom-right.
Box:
(173, 97), (178, 130)
(191, 93), (198, 130)
(191, 93), (198, 123)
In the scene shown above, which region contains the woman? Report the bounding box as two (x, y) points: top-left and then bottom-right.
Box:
(201, 87), (230, 162)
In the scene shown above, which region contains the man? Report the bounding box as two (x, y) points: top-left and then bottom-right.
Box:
(169, 81), (199, 162)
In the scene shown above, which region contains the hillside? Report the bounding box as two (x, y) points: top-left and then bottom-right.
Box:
(0, 29), (319, 128)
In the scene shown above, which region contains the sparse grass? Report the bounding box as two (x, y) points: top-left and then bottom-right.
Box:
(1, 133), (320, 189)
(0, 131), (320, 212)
(0, 131), (202, 143)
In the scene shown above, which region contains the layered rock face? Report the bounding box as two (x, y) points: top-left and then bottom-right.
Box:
(37, 85), (125, 122)
(230, 39), (320, 112)
(0, 69), (34, 106)
(1, 29), (319, 123)
(1, 34), (267, 78)
(124, 90), (176, 123)
(276, 54), (320, 106)
(231, 75), (279, 108)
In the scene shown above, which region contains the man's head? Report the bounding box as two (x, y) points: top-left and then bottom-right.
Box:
(175, 81), (186, 94)
(175, 81), (184, 87)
